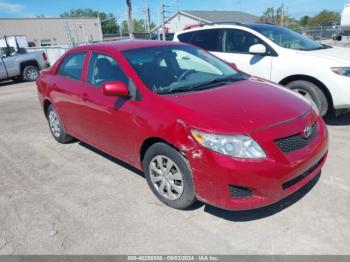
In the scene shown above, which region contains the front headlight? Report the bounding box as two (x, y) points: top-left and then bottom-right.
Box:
(191, 130), (266, 159)
(331, 67), (350, 77)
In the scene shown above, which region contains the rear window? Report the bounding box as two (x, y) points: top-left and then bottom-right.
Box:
(190, 29), (223, 52)
(177, 31), (195, 43)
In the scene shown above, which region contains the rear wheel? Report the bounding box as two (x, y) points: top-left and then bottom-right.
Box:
(286, 80), (328, 116)
(47, 104), (74, 143)
(143, 143), (196, 210)
(22, 65), (39, 81)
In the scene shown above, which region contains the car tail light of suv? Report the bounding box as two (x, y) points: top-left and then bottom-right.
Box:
(42, 52), (48, 61)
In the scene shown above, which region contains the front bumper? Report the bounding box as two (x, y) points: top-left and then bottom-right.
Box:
(328, 73), (350, 109)
(186, 112), (328, 210)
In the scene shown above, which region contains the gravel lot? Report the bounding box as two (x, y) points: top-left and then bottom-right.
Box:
(0, 81), (349, 255)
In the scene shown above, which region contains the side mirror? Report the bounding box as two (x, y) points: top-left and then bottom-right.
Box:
(249, 44), (267, 55)
(229, 63), (239, 70)
(101, 81), (129, 97)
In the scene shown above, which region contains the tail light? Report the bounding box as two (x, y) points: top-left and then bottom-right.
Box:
(43, 52), (48, 61)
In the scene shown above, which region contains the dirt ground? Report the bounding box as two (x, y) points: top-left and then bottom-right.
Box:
(0, 81), (349, 254)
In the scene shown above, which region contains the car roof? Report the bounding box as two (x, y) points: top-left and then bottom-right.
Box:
(73, 40), (186, 52)
(176, 23), (279, 34)
(245, 23), (282, 30)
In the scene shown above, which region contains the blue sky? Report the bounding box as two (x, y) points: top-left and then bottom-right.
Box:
(0, 0), (346, 21)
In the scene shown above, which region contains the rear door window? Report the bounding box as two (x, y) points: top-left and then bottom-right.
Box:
(191, 29), (224, 52)
(57, 52), (86, 80)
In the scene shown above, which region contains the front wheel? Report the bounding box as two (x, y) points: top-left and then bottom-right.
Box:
(143, 143), (196, 210)
(286, 80), (328, 116)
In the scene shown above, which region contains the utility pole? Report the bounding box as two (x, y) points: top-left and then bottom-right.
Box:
(126, 0), (134, 39)
(146, 6), (151, 33)
(114, 15), (123, 40)
(161, 4), (166, 41)
(157, 7), (161, 40)
(65, 21), (73, 46)
(281, 7), (284, 27)
(177, 0), (180, 22)
(144, 2), (150, 34)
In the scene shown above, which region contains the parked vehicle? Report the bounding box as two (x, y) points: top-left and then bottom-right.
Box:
(150, 33), (175, 41)
(0, 35), (28, 52)
(36, 41), (328, 210)
(174, 23), (350, 116)
(0, 46), (50, 82)
(341, 3), (350, 43)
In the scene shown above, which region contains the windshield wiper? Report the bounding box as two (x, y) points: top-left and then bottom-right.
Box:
(156, 76), (243, 94)
(179, 76), (243, 92)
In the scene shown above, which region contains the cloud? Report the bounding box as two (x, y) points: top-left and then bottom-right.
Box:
(0, 1), (24, 13)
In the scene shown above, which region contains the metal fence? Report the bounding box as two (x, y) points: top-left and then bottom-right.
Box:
(26, 45), (71, 65)
(24, 34), (148, 65)
(292, 26), (341, 41)
(25, 26), (343, 65)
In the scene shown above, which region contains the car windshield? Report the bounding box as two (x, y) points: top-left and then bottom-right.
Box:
(122, 45), (245, 94)
(248, 24), (329, 51)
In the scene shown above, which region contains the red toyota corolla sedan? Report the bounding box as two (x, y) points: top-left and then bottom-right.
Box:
(36, 40), (328, 210)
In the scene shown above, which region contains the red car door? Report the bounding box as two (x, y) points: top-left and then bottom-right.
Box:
(77, 51), (140, 164)
(49, 51), (89, 139)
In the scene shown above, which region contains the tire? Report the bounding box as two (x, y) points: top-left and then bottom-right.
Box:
(286, 80), (328, 116)
(22, 65), (39, 81)
(143, 143), (196, 210)
(46, 104), (74, 143)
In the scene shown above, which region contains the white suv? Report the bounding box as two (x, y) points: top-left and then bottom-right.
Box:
(174, 23), (350, 116)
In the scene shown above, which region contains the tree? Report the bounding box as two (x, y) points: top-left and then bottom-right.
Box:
(260, 5), (290, 26)
(149, 22), (156, 31)
(120, 19), (155, 33)
(260, 6), (341, 29)
(307, 10), (341, 27)
(260, 7), (275, 24)
(60, 8), (118, 34)
(300, 16), (310, 27)
(133, 19), (146, 32)
(121, 20), (129, 34)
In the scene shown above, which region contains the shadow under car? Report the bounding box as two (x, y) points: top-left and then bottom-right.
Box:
(78, 141), (321, 220)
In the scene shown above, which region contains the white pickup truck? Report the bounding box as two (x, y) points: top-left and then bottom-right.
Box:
(0, 47), (50, 82)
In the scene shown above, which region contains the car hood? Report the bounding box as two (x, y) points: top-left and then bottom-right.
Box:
(161, 78), (311, 134)
(297, 46), (350, 66)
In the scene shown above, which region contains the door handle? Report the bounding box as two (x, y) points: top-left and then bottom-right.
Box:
(81, 93), (89, 102)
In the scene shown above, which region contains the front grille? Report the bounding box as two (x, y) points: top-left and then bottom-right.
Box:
(282, 156), (324, 190)
(229, 185), (253, 199)
(275, 122), (318, 153)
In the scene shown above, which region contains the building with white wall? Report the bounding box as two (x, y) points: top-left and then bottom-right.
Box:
(0, 17), (103, 47)
(152, 10), (259, 34)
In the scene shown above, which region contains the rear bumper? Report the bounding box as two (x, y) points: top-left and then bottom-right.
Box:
(40, 62), (51, 70)
(187, 114), (328, 211)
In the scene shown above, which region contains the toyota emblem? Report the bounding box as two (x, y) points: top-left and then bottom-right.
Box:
(302, 125), (312, 139)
